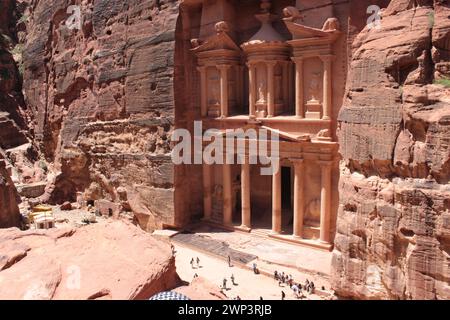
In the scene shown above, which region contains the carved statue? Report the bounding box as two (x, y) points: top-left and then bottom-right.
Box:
(308, 73), (321, 102)
(213, 184), (223, 199)
(322, 18), (340, 31)
(307, 199), (320, 223)
(211, 81), (220, 105)
(215, 21), (230, 34)
(190, 38), (201, 48)
(283, 6), (302, 22)
(257, 79), (267, 104)
(317, 129), (331, 138)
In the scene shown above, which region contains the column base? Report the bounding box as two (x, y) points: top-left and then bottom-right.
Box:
(236, 225), (252, 233)
(269, 233), (334, 251)
(322, 116), (331, 120)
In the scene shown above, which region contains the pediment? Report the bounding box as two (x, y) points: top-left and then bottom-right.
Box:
(284, 20), (340, 42)
(191, 32), (241, 54)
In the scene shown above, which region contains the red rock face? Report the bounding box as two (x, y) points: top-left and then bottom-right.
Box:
(21, 0), (181, 230)
(333, 0), (450, 299)
(0, 0), (30, 150)
(0, 156), (20, 228)
(0, 220), (180, 299)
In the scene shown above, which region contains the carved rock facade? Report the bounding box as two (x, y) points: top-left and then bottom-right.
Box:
(332, 0), (450, 299)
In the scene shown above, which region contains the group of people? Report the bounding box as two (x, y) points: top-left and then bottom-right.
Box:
(190, 257), (201, 269)
(221, 274), (237, 290)
(274, 270), (316, 299)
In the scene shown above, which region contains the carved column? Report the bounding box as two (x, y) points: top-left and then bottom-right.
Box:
(223, 163), (233, 226)
(198, 66), (208, 117)
(293, 58), (304, 118)
(320, 55), (333, 120)
(289, 62), (294, 110)
(267, 62), (276, 117)
(272, 163), (282, 234)
(319, 161), (332, 243)
(283, 62), (290, 109)
(219, 65), (229, 118)
(237, 65), (244, 110)
(241, 156), (251, 229)
(248, 62), (256, 117)
(293, 159), (305, 238)
(202, 164), (212, 220)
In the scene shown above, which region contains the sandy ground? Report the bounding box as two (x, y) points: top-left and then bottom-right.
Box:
(173, 243), (333, 300)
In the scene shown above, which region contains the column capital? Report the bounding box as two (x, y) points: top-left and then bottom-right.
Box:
(291, 158), (305, 166)
(291, 57), (304, 63)
(266, 61), (277, 68)
(318, 160), (333, 168)
(319, 55), (335, 62)
(217, 64), (231, 71)
(197, 66), (207, 72)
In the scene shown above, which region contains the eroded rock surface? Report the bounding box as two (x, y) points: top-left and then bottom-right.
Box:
(0, 220), (180, 299)
(174, 277), (227, 300)
(333, 0), (450, 299)
(20, 0), (180, 231)
(0, 155), (20, 228)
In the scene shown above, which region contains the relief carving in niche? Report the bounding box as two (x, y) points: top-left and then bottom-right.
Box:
(306, 198), (321, 226)
(255, 63), (268, 117)
(308, 72), (321, 103)
(305, 72), (322, 119)
(208, 68), (221, 117)
(257, 79), (267, 104)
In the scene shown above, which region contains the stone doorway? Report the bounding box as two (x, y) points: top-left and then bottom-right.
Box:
(281, 166), (294, 234)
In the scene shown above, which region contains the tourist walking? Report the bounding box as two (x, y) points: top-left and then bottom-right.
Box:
(196, 257), (201, 268)
(252, 263), (258, 274)
(231, 274), (236, 286)
(227, 255), (232, 267)
(281, 291), (286, 300)
(190, 258), (195, 269)
(222, 278), (228, 290)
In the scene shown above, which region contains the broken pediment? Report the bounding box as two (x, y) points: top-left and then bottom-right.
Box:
(191, 22), (241, 54)
(283, 16), (341, 43)
(284, 20), (340, 41)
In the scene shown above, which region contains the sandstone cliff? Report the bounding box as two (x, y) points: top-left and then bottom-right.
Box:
(19, 0), (181, 231)
(333, 0), (450, 299)
(0, 155), (21, 228)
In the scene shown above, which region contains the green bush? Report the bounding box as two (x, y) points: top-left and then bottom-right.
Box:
(18, 14), (28, 24)
(434, 77), (450, 88)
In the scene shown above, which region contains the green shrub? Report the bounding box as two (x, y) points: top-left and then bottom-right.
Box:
(434, 77), (450, 88)
(18, 14), (28, 24)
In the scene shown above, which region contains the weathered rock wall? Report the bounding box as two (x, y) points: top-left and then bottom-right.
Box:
(21, 0), (181, 231)
(0, 155), (20, 228)
(333, 0), (450, 299)
(0, 0), (30, 149)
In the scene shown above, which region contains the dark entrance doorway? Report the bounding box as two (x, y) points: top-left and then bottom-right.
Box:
(281, 166), (293, 233)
